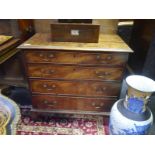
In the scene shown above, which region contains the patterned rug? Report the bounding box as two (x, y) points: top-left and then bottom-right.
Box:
(16, 107), (109, 135)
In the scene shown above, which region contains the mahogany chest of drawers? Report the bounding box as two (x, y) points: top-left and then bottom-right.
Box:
(18, 33), (133, 115)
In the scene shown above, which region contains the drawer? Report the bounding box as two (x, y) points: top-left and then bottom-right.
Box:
(30, 80), (120, 97)
(27, 64), (124, 81)
(24, 50), (128, 66)
(32, 95), (117, 112)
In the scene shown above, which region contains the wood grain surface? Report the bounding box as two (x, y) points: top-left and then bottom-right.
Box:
(27, 64), (124, 81)
(19, 33), (131, 114)
(32, 95), (117, 112)
(30, 79), (120, 97)
(51, 23), (100, 43)
(18, 33), (133, 52)
(24, 50), (128, 66)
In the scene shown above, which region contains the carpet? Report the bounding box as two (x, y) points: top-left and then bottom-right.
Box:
(16, 107), (109, 135)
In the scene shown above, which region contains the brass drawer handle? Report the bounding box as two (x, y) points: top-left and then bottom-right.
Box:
(96, 55), (107, 64)
(95, 71), (110, 78)
(39, 53), (48, 61)
(102, 87), (107, 91)
(43, 58), (49, 61)
(43, 100), (57, 106)
(107, 56), (112, 60)
(43, 84), (48, 88)
(91, 102), (104, 109)
(96, 54), (112, 62)
(99, 103), (104, 106)
(96, 55), (101, 60)
(92, 102), (104, 106)
(39, 53), (44, 57)
(92, 102), (96, 106)
(41, 69), (55, 74)
(39, 53), (55, 61)
(47, 53), (55, 58)
(42, 84), (56, 90)
(96, 87), (107, 93)
(95, 106), (101, 109)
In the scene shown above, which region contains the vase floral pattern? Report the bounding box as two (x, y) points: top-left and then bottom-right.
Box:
(109, 75), (155, 135)
(109, 99), (153, 135)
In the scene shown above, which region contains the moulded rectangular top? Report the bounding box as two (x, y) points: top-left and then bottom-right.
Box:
(18, 33), (133, 53)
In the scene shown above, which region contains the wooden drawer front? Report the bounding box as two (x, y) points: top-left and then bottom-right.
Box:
(27, 64), (124, 81)
(30, 80), (120, 97)
(24, 51), (128, 66)
(32, 95), (117, 112)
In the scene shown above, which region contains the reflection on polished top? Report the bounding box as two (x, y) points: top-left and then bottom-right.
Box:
(18, 33), (133, 53)
(0, 35), (13, 45)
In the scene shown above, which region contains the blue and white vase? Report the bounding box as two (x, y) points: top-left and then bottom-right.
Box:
(109, 75), (155, 135)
